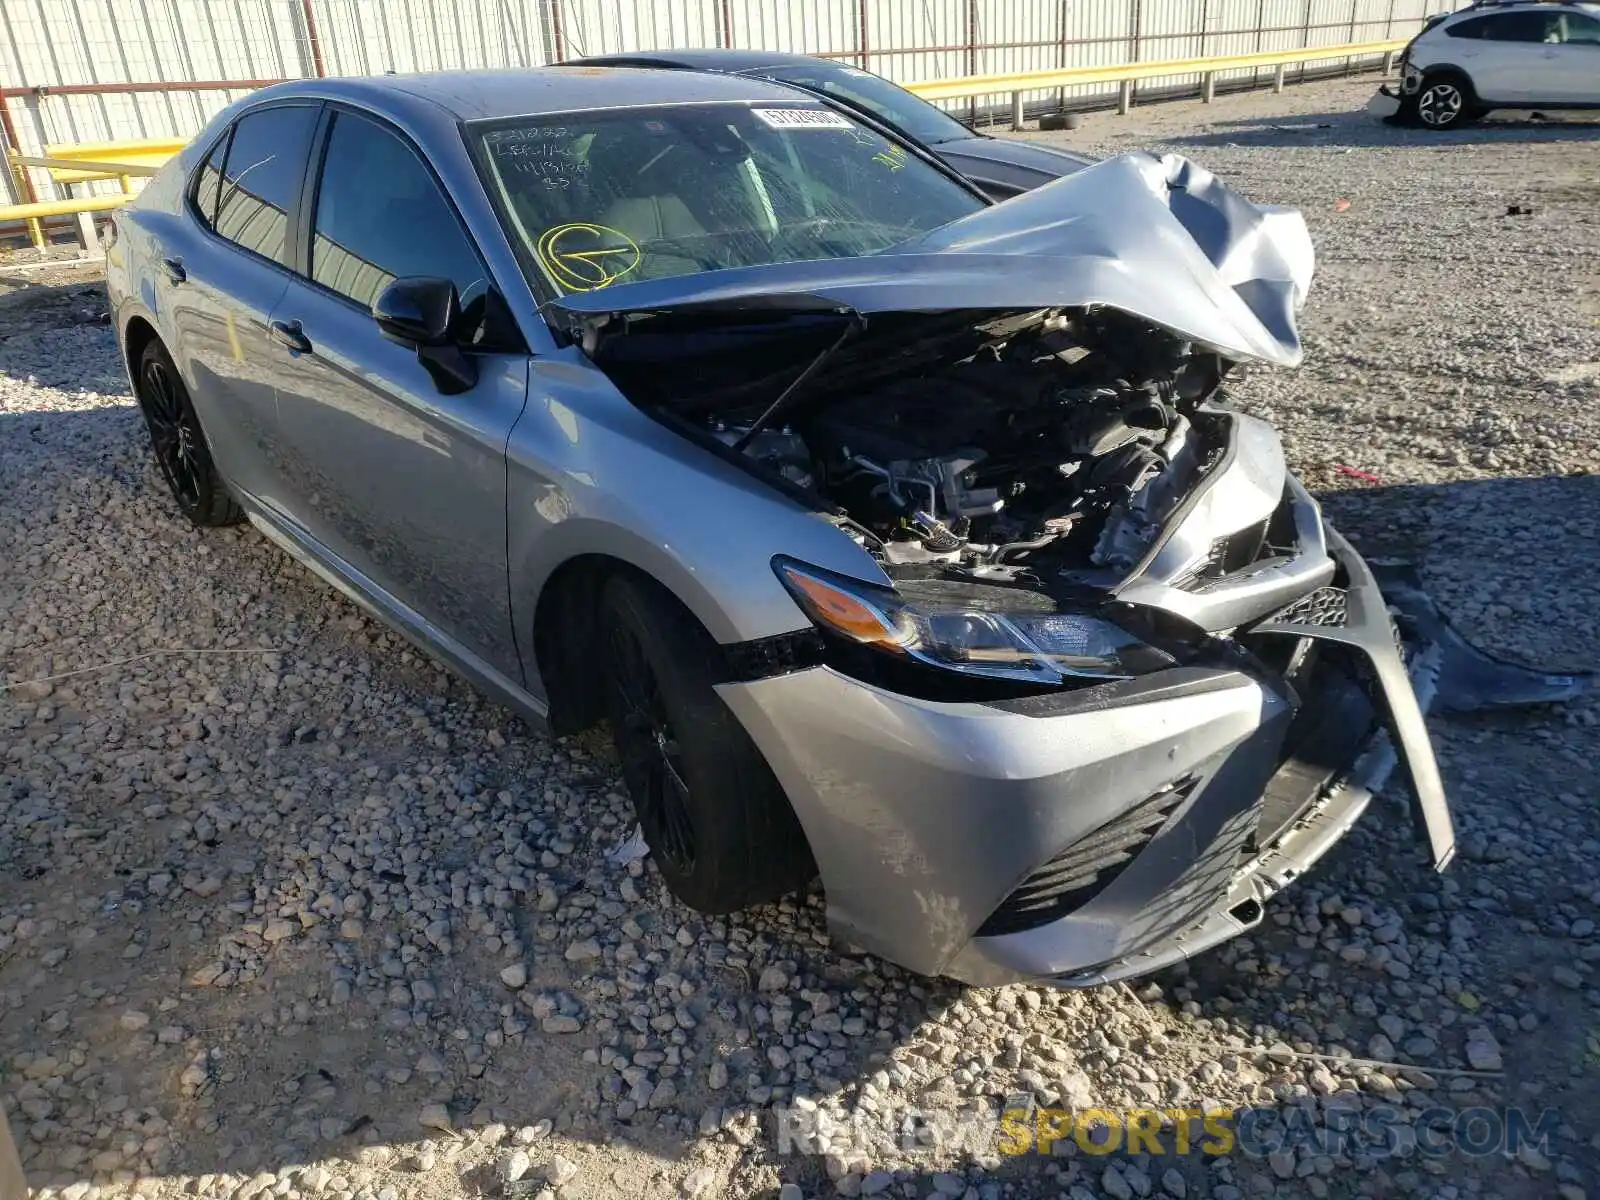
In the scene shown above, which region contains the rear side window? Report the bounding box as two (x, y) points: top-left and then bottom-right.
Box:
(192, 131), (230, 228)
(1561, 12), (1600, 42)
(1466, 11), (1560, 41)
(212, 105), (318, 268)
(309, 110), (487, 312)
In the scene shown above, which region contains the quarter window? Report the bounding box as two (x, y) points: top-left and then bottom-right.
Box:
(212, 105), (318, 267)
(192, 131), (230, 228)
(1560, 12), (1600, 42)
(309, 110), (487, 313)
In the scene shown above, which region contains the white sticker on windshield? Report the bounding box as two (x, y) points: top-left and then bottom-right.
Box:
(753, 107), (853, 130)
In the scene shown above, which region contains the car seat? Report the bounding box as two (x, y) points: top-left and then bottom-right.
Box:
(584, 124), (709, 279)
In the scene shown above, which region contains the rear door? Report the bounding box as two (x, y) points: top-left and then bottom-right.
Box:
(264, 105), (530, 678)
(1550, 11), (1600, 102)
(166, 102), (320, 508)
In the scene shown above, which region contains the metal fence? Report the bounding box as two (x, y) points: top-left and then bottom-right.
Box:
(2, 0), (1447, 208)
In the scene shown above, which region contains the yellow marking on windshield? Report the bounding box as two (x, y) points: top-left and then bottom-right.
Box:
(536, 223), (642, 291)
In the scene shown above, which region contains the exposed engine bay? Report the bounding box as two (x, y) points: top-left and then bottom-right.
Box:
(705, 309), (1232, 592)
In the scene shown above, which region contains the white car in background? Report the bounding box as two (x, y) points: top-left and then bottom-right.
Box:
(1370, 0), (1600, 128)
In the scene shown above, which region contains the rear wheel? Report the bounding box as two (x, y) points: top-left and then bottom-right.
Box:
(599, 574), (814, 913)
(134, 339), (243, 526)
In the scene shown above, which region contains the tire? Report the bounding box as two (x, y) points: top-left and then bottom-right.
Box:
(134, 339), (244, 527)
(598, 573), (815, 913)
(1412, 74), (1475, 130)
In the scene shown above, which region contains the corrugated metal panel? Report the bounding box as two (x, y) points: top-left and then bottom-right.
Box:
(4, 0), (1469, 212)
(733, 0), (856, 57)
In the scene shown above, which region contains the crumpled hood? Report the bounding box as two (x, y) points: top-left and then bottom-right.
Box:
(550, 151), (1315, 368)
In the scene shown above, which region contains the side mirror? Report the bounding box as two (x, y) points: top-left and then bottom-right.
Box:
(372, 276), (478, 395)
(373, 275), (459, 347)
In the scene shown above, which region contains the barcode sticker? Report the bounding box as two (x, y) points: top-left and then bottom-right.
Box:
(752, 107), (853, 130)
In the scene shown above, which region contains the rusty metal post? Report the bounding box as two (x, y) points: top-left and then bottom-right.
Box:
(1298, 0), (1313, 83)
(0, 89), (42, 210)
(857, 0), (870, 67)
(966, 0), (979, 126)
(299, 0), (328, 77)
(1128, 0), (1144, 108)
(549, 0), (567, 65)
(1056, 0), (1068, 116)
(718, 0), (735, 48)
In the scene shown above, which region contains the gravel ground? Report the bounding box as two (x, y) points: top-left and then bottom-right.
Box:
(3, 76), (1600, 1200)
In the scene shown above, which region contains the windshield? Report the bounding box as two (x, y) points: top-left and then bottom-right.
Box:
(757, 63), (977, 146)
(473, 103), (984, 295)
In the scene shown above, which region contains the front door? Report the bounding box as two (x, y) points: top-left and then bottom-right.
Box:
(265, 106), (529, 679)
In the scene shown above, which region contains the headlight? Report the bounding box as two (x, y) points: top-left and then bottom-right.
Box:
(774, 558), (1183, 686)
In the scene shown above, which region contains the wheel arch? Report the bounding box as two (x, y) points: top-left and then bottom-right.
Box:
(530, 550), (741, 737)
(1420, 65), (1478, 99)
(122, 313), (162, 378)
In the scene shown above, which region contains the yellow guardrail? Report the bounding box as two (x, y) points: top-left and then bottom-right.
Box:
(3, 41), (1404, 250)
(3, 137), (179, 250)
(906, 36), (1407, 123)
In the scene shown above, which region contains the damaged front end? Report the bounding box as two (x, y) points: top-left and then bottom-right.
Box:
(551, 152), (1509, 983)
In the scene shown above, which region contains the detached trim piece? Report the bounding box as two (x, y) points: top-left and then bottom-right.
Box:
(721, 629), (826, 683)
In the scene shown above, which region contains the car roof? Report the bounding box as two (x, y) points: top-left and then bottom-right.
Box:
(569, 49), (829, 73)
(248, 65), (818, 122)
(1447, 0), (1600, 14)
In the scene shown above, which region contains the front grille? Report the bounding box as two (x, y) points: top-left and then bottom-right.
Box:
(1270, 585), (1349, 628)
(977, 777), (1197, 937)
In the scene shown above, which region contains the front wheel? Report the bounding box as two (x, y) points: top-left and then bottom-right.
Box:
(599, 574), (815, 914)
(1412, 77), (1474, 130)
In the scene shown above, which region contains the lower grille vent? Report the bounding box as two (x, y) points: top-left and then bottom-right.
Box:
(1270, 586), (1349, 628)
(976, 777), (1198, 937)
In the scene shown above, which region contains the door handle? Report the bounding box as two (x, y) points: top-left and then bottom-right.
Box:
(269, 319), (313, 354)
(160, 257), (186, 284)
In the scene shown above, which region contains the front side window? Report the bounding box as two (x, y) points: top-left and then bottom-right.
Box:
(1445, 15), (1490, 38)
(474, 103), (983, 296)
(759, 64), (974, 146)
(213, 105), (318, 267)
(309, 110), (488, 312)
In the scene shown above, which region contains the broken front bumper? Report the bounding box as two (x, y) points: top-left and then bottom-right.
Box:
(1368, 85), (1404, 120)
(716, 527), (1455, 988)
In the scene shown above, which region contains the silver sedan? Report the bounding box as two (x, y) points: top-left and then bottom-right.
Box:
(104, 66), (1455, 987)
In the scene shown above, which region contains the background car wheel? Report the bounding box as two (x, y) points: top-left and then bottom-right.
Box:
(135, 340), (244, 527)
(599, 573), (815, 914)
(1414, 75), (1473, 130)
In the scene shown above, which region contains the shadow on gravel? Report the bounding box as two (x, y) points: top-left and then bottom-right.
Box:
(0, 277), (110, 355)
(1160, 108), (1600, 152)
(4, 386), (1598, 1200)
